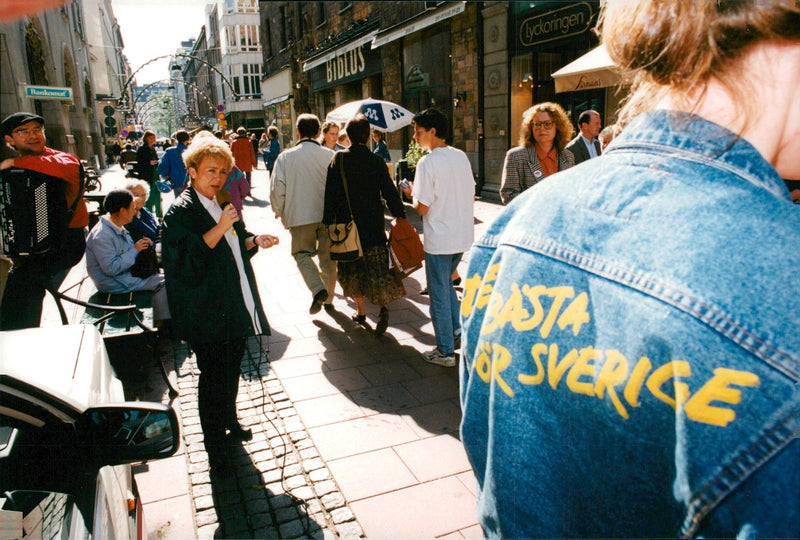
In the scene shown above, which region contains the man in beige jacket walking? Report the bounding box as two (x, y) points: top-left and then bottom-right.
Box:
(270, 114), (336, 314)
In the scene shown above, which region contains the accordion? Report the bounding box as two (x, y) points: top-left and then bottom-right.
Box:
(0, 167), (69, 256)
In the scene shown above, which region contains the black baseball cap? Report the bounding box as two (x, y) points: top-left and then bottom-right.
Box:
(1, 112), (45, 137)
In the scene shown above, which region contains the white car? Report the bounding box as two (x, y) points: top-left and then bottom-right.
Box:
(0, 325), (180, 539)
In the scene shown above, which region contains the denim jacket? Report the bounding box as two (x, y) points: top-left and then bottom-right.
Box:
(460, 110), (800, 538)
(86, 215), (150, 293)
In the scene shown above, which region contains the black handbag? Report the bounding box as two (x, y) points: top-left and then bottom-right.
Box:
(130, 246), (158, 278)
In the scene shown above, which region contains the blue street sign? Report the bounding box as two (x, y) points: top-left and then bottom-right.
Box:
(24, 86), (73, 101)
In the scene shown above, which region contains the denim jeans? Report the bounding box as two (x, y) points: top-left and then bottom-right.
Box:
(424, 252), (462, 355)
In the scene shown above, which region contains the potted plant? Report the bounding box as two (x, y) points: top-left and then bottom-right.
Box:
(396, 140), (429, 201)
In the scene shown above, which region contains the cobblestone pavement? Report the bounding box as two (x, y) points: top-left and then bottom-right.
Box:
(168, 338), (364, 539)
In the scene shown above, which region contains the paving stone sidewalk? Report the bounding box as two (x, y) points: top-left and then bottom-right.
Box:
(168, 337), (364, 539)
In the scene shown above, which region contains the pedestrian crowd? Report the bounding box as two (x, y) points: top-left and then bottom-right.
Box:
(2, 0), (800, 535)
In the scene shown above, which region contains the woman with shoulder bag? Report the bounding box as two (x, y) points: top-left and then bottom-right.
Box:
(323, 114), (406, 335)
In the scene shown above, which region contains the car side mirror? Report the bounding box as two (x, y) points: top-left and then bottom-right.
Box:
(77, 402), (180, 465)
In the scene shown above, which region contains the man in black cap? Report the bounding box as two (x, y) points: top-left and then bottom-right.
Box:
(0, 111), (88, 329)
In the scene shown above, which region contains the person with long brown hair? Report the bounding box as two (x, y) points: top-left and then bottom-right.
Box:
(460, 1), (800, 537)
(499, 101), (574, 205)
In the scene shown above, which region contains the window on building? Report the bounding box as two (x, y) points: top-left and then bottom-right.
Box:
(236, 0), (257, 13)
(264, 20), (273, 57)
(316, 2), (327, 27)
(230, 65), (241, 95)
(279, 6), (287, 49)
(225, 0), (256, 14)
(241, 25), (259, 51)
(229, 64), (261, 98)
(225, 26), (237, 53)
(286, 4), (295, 44)
(300, 6), (308, 38)
(209, 12), (218, 39)
(70, 2), (85, 38)
(243, 64), (261, 97)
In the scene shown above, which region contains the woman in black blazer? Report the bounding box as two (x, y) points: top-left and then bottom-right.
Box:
(162, 133), (280, 471)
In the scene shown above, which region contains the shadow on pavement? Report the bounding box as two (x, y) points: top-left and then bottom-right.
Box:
(210, 442), (322, 539)
(314, 311), (462, 440)
(255, 328), (291, 369)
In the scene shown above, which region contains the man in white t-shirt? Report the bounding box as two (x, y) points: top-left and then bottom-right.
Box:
(402, 109), (474, 367)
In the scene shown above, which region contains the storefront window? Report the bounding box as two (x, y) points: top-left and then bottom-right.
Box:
(509, 1), (603, 146)
(402, 25), (452, 121)
(266, 100), (293, 148)
(510, 53), (532, 147)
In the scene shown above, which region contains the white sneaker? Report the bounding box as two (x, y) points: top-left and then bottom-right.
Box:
(422, 348), (456, 368)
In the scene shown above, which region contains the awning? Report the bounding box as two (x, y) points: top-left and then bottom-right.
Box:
(261, 68), (292, 105)
(551, 44), (628, 93)
(263, 94), (291, 107)
(303, 30), (379, 72)
(371, 2), (466, 49)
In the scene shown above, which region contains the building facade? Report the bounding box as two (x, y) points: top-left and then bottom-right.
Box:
(183, 27), (220, 129)
(209, 0), (263, 130)
(258, 1), (481, 179)
(0, 0), (126, 167)
(84, 0), (130, 164)
(252, 1), (620, 199)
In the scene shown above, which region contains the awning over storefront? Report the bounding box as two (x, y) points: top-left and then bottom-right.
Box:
(261, 68), (292, 106)
(263, 94), (291, 107)
(551, 44), (627, 93)
(303, 31), (379, 72)
(371, 1), (466, 49)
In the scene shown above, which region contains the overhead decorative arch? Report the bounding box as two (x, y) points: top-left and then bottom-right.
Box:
(117, 53), (239, 107)
(132, 78), (216, 112)
(136, 95), (202, 128)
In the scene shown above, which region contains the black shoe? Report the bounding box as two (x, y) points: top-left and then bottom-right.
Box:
(420, 287), (429, 295)
(309, 289), (329, 314)
(324, 303), (336, 313)
(374, 307), (389, 336)
(227, 424), (253, 442)
(352, 313), (367, 326)
(205, 441), (228, 471)
(452, 277), (462, 286)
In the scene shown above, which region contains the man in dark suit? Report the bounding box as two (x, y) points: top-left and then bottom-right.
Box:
(565, 110), (603, 165)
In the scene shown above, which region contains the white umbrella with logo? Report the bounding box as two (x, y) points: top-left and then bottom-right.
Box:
(325, 98), (414, 132)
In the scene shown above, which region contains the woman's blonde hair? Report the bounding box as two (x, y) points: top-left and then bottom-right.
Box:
(519, 102), (574, 150)
(182, 131), (233, 171)
(600, 0), (800, 127)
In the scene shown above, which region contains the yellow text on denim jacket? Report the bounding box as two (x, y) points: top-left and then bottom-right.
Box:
(462, 265), (761, 428)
